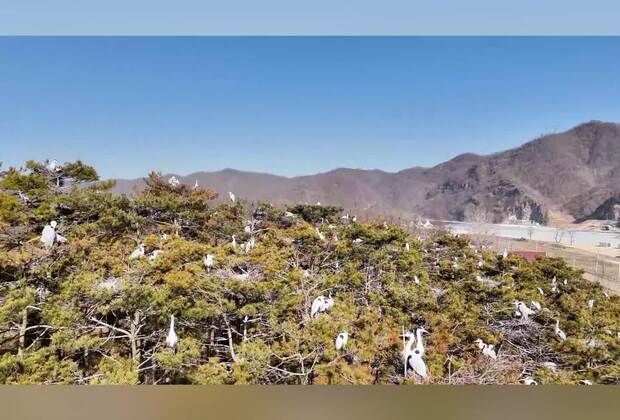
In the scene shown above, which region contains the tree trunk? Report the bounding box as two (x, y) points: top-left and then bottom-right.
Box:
(129, 311), (141, 366)
(17, 307), (28, 356)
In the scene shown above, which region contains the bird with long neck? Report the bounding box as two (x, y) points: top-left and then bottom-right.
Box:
(165, 315), (178, 349)
(415, 327), (429, 356)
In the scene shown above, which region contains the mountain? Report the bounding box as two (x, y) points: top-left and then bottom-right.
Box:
(112, 121), (620, 224)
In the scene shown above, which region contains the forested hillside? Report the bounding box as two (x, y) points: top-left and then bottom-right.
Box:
(0, 160), (619, 384)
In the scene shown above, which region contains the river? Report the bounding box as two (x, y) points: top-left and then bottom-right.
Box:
(439, 221), (620, 248)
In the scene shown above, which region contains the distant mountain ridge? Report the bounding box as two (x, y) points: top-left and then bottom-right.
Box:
(112, 121), (620, 224)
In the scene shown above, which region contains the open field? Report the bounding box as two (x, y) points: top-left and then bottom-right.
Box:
(486, 236), (620, 294)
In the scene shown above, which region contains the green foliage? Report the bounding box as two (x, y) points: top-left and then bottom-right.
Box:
(0, 159), (619, 385)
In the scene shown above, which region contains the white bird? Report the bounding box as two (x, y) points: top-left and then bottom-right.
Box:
(165, 315), (178, 349)
(231, 234), (237, 248)
(193, 179), (199, 189)
(130, 243), (145, 260)
(310, 296), (326, 318)
(531, 301), (542, 311)
(17, 190), (30, 204)
(579, 379), (593, 385)
(522, 377), (538, 385)
(315, 227), (325, 241)
(322, 293), (335, 312)
(405, 243), (410, 252)
(502, 248), (508, 259)
(168, 176), (180, 187)
(228, 191), (236, 203)
(474, 339), (497, 360)
(148, 250), (163, 262)
(204, 254), (214, 271)
(414, 275), (420, 285)
(335, 331), (348, 351)
(402, 331), (416, 356)
(550, 276), (558, 293)
(40, 220), (66, 249)
(404, 351), (428, 381)
(587, 299), (594, 311)
(537, 287), (545, 296)
(414, 327), (429, 356)
(244, 236), (256, 254)
(515, 300), (535, 320)
(353, 238), (363, 244)
(554, 319), (567, 341)
(46, 159), (60, 172)
(284, 211), (295, 218)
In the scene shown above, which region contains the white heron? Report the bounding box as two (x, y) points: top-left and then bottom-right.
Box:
(522, 377), (538, 385)
(193, 179), (199, 189)
(323, 293), (335, 312)
(402, 331), (416, 356)
(404, 351), (428, 381)
(554, 319), (567, 341)
(168, 176), (180, 187)
(587, 299), (594, 311)
(130, 243), (145, 260)
(474, 339), (497, 360)
(165, 315), (178, 349)
(17, 190), (30, 204)
(284, 211), (295, 218)
(46, 159), (60, 172)
(531, 301), (542, 311)
(515, 300), (535, 320)
(244, 236), (256, 254)
(537, 287), (545, 296)
(405, 243), (410, 252)
(231, 234), (237, 248)
(579, 379), (593, 385)
(335, 331), (348, 351)
(353, 238), (363, 244)
(310, 296), (326, 318)
(228, 191), (236, 203)
(315, 227), (325, 241)
(204, 254), (214, 271)
(414, 275), (420, 285)
(40, 220), (67, 249)
(414, 327), (430, 356)
(502, 248), (508, 259)
(148, 250), (163, 262)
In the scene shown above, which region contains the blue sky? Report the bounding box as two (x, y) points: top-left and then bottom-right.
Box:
(1, 37), (619, 179)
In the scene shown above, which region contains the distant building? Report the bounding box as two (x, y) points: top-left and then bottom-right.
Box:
(511, 250), (546, 262)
